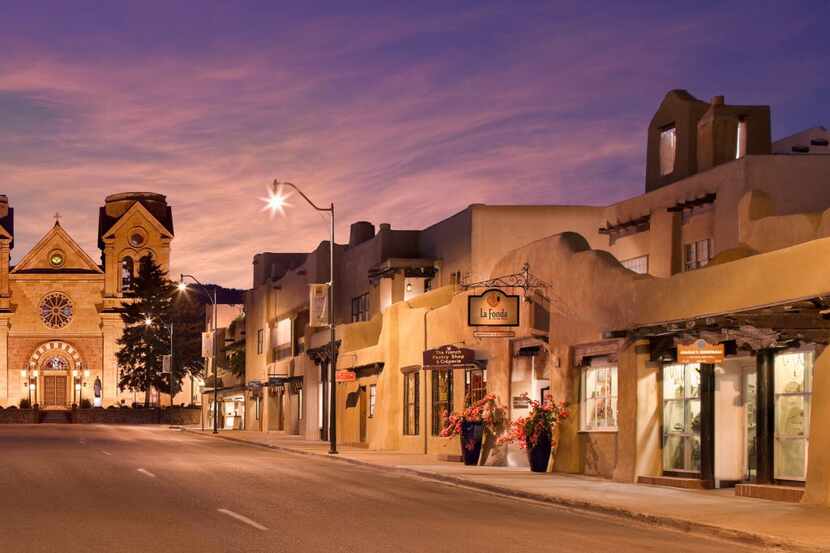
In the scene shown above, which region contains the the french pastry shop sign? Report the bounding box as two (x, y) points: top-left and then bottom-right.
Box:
(423, 345), (475, 369)
(468, 288), (520, 327)
(677, 339), (725, 364)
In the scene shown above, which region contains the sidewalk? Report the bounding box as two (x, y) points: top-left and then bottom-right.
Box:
(180, 427), (830, 552)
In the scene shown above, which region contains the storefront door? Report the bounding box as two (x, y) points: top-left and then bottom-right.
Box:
(662, 363), (702, 475)
(359, 386), (368, 444)
(774, 351), (813, 481)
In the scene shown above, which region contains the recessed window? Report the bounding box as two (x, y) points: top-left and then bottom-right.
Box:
(581, 361), (618, 431)
(431, 370), (453, 436)
(49, 250), (65, 268)
(351, 293), (369, 322)
(659, 126), (677, 176)
(368, 384), (377, 418)
(464, 368), (486, 406)
(129, 229), (147, 247)
(736, 118), (748, 159)
(684, 238), (713, 271)
(621, 255), (649, 275)
(403, 372), (419, 436)
(256, 329), (264, 355)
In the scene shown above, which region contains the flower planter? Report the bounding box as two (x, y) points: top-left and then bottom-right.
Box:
(460, 421), (484, 466)
(527, 428), (552, 472)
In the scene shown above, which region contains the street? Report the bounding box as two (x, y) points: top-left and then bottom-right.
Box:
(0, 425), (771, 553)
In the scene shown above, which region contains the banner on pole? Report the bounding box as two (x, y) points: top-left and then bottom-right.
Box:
(309, 283), (330, 327)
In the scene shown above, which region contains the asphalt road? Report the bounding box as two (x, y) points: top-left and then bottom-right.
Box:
(0, 425), (770, 553)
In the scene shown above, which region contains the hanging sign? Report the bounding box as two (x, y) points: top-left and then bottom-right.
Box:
(335, 370), (356, 383)
(468, 289), (520, 327)
(677, 339), (725, 364)
(309, 284), (330, 327)
(423, 345), (475, 369)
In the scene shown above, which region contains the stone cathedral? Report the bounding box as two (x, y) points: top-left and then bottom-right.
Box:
(0, 192), (174, 408)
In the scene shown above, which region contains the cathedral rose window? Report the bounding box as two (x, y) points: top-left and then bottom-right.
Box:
(39, 292), (74, 329)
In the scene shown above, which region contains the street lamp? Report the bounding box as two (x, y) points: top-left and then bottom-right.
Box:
(265, 179), (338, 455)
(179, 275), (218, 434)
(21, 368), (36, 406)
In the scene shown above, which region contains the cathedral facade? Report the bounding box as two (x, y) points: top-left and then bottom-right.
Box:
(0, 192), (174, 408)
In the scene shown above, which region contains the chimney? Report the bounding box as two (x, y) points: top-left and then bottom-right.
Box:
(348, 221), (375, 247)
(710, 95), (725, 106)
(379, 223), (391, 232)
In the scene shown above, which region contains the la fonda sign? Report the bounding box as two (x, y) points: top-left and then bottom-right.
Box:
(468, 289), (520, 327)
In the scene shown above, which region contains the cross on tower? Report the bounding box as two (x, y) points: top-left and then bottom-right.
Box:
(54, 212), (62, 225)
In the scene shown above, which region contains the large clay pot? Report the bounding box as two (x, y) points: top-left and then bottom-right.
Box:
(461, 421), (485, 466)
(527, 428), (552, 472)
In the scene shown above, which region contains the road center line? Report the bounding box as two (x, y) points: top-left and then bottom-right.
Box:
(101, 450), (112, 456)
(137, 468), (156, 478)
(217, 509), (269, 531)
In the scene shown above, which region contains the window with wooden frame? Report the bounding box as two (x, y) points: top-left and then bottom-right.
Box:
(464, 368), (486, 406)
(403, 371), (419, 435)
(431, 370), (453, 435)
(351, 293), (369, 322)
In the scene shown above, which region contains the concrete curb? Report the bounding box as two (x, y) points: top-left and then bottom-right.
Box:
(179, 428), (822, 553)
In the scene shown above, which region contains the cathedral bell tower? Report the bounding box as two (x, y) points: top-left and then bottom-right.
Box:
(97, 192), (174, 309)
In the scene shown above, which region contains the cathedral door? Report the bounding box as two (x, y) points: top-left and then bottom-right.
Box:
(43, 376), (68, 407)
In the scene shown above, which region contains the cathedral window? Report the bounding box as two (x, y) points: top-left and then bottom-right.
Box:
(39, 292), (74, 329)
(49, 249), (65, 268)
(121, 257), (134, 292)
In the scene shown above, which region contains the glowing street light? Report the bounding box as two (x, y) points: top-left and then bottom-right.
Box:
(265, 179), (338, 455)
(179, 273), (218, 433)
(261, 184), (293, 218)
(144, 317), (153, 327)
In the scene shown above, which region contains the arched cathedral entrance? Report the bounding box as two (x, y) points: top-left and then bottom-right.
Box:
(27, 341), (83, 409)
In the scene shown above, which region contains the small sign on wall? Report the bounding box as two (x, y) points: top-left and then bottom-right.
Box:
(512, 396), (531, 409)
(468, 289), (520, 327)
(677, 339), (725, 364)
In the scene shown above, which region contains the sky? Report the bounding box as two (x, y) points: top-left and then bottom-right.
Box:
(0, 1), (827, 288)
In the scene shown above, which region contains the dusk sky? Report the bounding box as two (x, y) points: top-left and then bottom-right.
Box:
(1, 1), (828, 288)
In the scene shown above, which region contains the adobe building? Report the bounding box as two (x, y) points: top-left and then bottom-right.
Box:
(239, 89), (830, 505)
(0, 192), (191, 409)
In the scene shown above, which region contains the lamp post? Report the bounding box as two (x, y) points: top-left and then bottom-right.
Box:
(20, 368), (35, 406)
(145, 316), (175, 408)
(264, 179), (338, 455)
(178, 275), (218, 434)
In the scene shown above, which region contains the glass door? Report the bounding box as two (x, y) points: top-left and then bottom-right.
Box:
(774, 351), (813, 481)
(744, 368), (757, 481)
(663, 363), (702, 474)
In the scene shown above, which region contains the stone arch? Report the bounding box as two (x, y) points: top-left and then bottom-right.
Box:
(29, 340), (82, 371)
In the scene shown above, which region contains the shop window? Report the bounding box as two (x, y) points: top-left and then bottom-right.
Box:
(736, 118), (748, 159)
(403, 372), (419, 435)
(351, 293), (369, 322)
(368, 384), (377, 418)
(424, 278), (433, 292)
(431, 370), (453, 436)
(256, 329), (264, 355)
(580, 361), (618, 431)
(464, 369), (487, 406)
(774, 350), (813, 481)
(620, 255), (649, 275)
(662, 363), (701, 474)
(659, 125), (677, 176)
(298, 388), (304, 420)
(683, 238), (713, 271)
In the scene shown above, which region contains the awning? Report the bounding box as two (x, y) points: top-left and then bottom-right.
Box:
(623, 295), (830, 351)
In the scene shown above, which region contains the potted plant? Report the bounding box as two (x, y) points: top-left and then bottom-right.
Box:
(440, 394), (507, 466)
(499, 393), (570, 472)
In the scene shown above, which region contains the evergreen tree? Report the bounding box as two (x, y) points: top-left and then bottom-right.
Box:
(116, 258), (175, 407)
